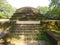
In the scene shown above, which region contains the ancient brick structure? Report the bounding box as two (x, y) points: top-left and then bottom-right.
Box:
(0, 7), (60, 45)
(8, 7), (50, 45)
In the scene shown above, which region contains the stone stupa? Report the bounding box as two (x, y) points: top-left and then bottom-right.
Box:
(10, 7), (46, 21)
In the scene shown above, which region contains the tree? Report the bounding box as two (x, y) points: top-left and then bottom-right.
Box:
(0, 0), (16, 19)
(37, 6), (49, 14)
(46, 0), (60, 19)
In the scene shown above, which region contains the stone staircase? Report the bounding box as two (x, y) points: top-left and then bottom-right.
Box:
(10, 24), (41, 40)
(9, 21), (50, 45)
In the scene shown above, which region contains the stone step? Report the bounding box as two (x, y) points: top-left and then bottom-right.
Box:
(11, 33), (38, 35)
(20, 36), (37, 38)
(12, 30), (39, 32)
(12, 35), (38, 38)
(11, 29), (37, 31)
(15, 28), (40, 30)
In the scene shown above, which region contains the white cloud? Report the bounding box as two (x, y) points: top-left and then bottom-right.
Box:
(7, 0), (50, 8)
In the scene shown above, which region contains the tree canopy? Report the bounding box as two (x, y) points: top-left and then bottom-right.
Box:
(0, 0), (16, 19)
(46, 0), (60, 20)
(37, 6), (49, 14)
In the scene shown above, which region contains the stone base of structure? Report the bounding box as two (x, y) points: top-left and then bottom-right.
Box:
(10, 40), (50, 45)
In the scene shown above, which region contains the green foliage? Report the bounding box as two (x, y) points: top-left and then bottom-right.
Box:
(0, 0), (16, 19)
(37, 6), (49, 14)
(46, 0), (60, 19)
(36, 31), (49, 41)
(0, 12), (7, 18)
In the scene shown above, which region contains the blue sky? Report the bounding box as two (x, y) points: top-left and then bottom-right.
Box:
(7, 0), (50, 8)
